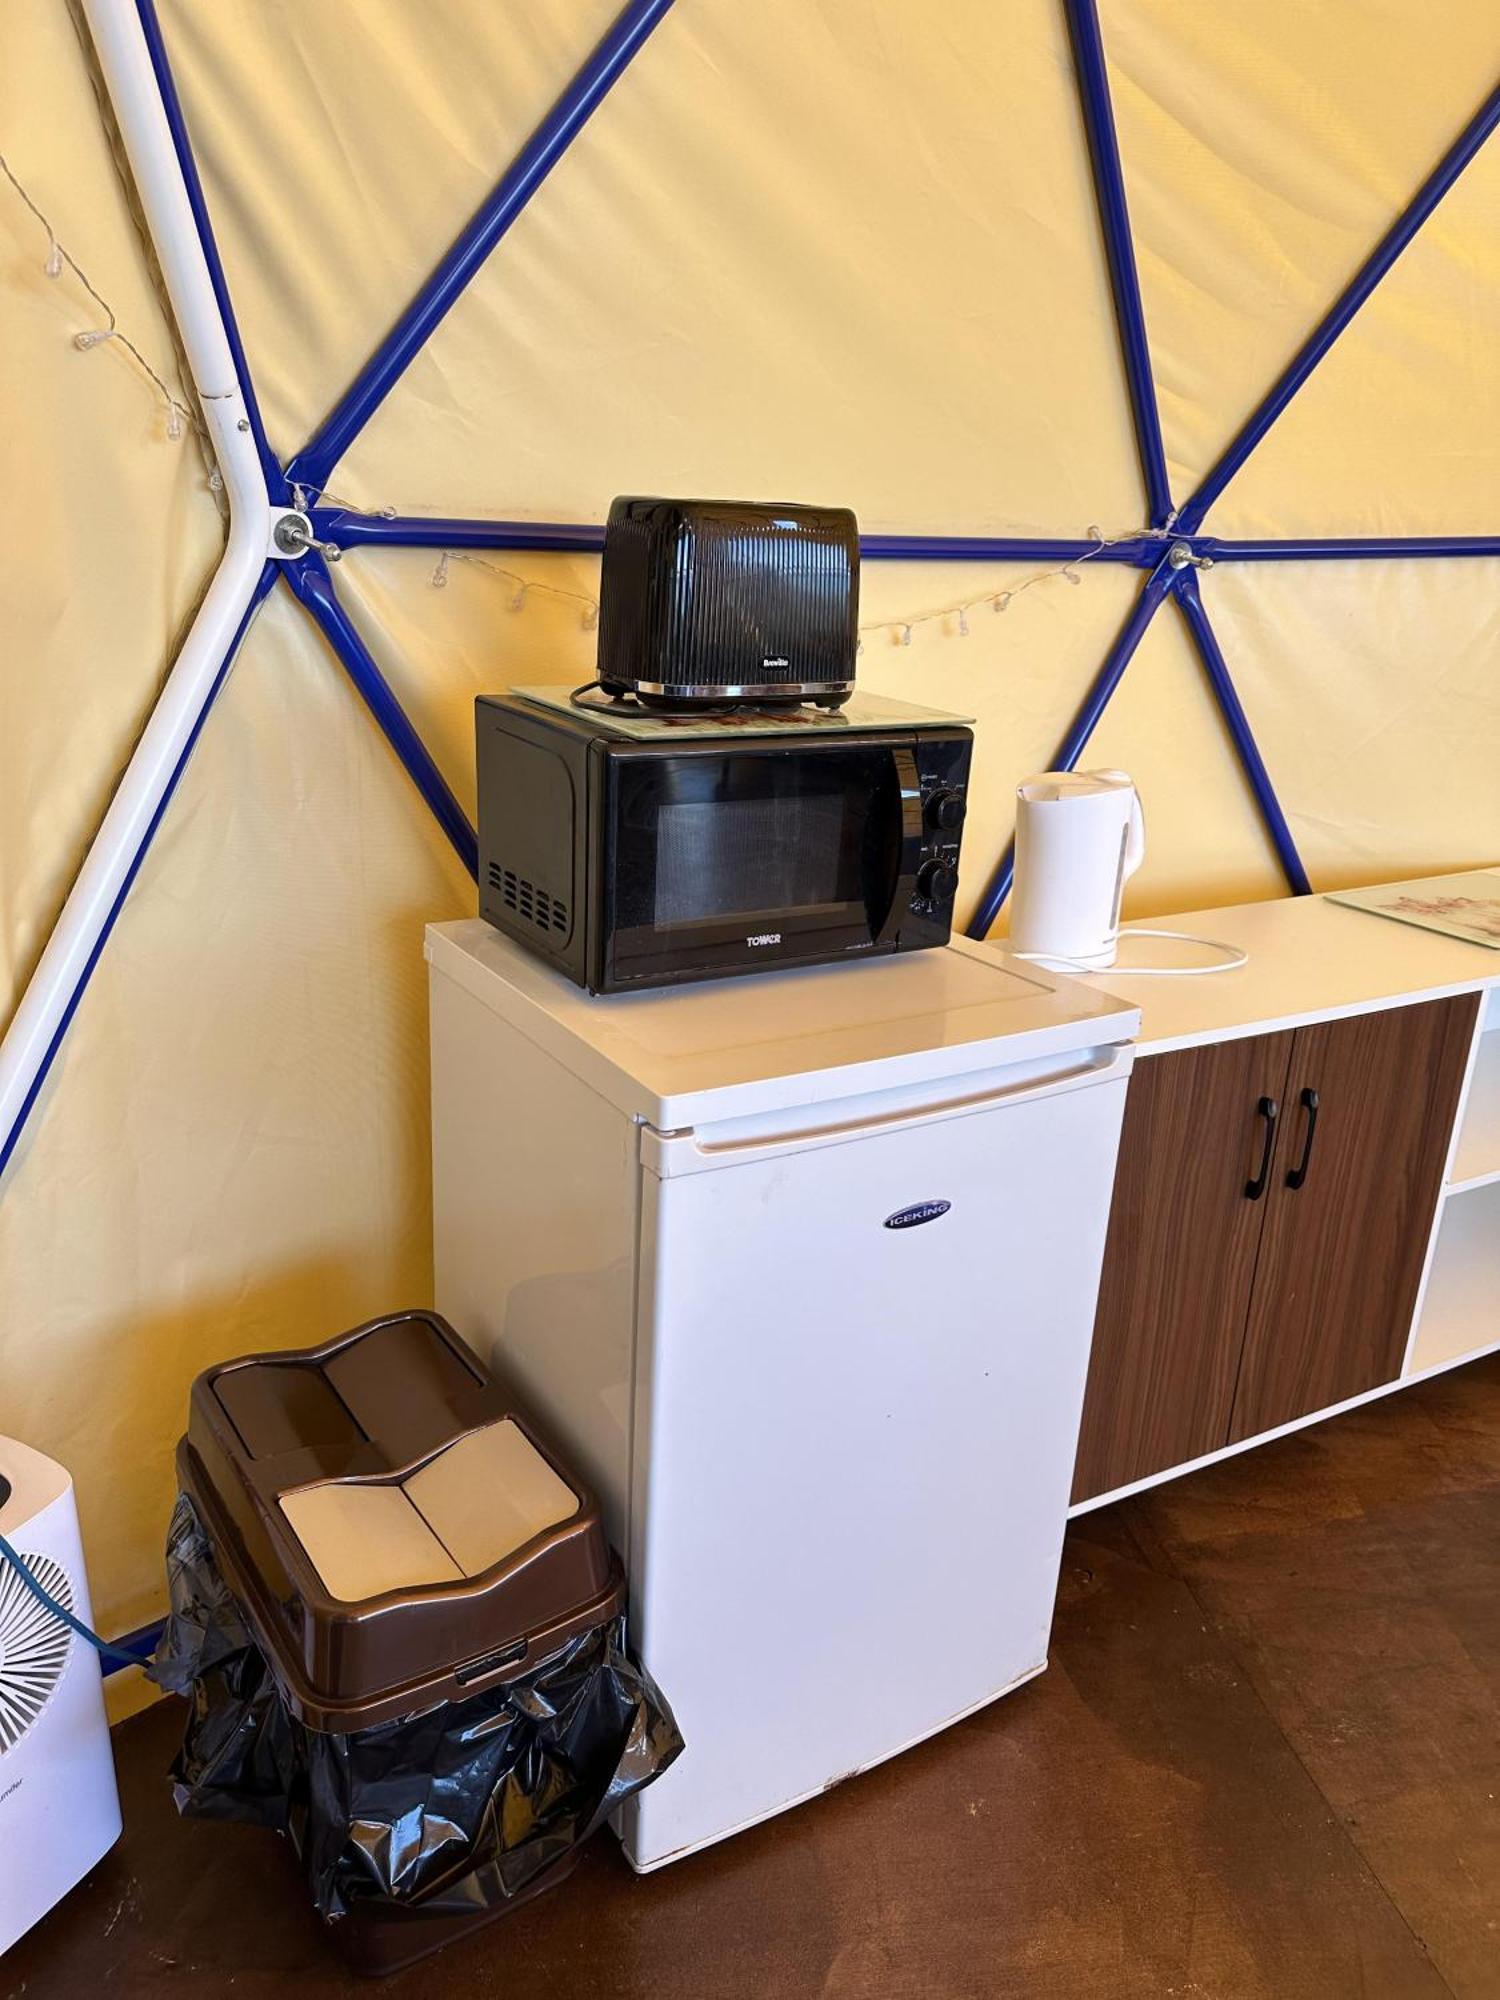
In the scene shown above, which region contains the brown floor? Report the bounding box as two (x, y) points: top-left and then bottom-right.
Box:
(7, 1352), (1499, 2000)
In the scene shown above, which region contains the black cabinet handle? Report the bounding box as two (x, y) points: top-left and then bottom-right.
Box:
(1245, 1095), (1279, 1200)
(1285, 1086), (1321, 1190)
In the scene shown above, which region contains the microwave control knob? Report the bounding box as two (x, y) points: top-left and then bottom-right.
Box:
(916, 858), (958, 904)
(926, 789), (967, 833)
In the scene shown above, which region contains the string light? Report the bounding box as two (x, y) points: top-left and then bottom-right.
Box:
(429, 548), (599, 630)
(1, 148), (194, 444)
(413, 520), (1165, 648)
(856, 523), (1170, 647)
(3, 147), (1190, 654)
(300, 484), (398, 520)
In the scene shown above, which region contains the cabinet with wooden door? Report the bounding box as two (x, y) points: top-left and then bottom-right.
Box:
(1072, 992), (1479, 1505)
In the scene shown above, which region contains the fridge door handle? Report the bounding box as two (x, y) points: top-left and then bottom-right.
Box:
(642, 1043), (1134, 1175)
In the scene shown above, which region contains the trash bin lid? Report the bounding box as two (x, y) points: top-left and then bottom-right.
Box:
(179, 1312), (622, 1729)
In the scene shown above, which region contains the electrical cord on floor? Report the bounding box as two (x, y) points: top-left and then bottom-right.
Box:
(1011, 928), (1249, 977)
(0, 1529), (155, 1666)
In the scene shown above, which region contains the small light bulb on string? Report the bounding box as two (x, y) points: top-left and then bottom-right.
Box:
(4, 149), (196, 444)
(431, 552), (450, 590)
(311, 485), (401, 523)
(839, 521), (1172, 656)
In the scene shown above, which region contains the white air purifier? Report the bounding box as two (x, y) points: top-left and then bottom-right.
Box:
(0, 1437), (122, 1957)
(1009, 769), (1145, 970)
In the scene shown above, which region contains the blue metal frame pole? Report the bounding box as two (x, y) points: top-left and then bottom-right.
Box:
(100, 1616), (166, 1676)
(319, 513), (608, 555)
(1173, 569), (1312, 896)
(133, 0), (288, 502)
(965, 556), (1179, 939)
(312, 510), (1164, 567)
(1064, 0), (1174, 530)
(1177, 78), (1500, 535)
(280, 557), (478, 879)
(317, 515), (1500, 566)
(287, 0), (675, 497)
(0, 563), (280, 1183)
(1201, 534), (1500, 562)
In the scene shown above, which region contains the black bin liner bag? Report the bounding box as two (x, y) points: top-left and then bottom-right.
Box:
(151, 1495), (683, 1921)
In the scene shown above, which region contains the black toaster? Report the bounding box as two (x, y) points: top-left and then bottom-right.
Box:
(596, 496), (859, 709)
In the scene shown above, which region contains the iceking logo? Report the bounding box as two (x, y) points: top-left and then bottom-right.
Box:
(884, 1200), (952, 1230)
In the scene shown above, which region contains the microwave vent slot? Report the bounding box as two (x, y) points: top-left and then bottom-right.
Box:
(490, 861), (567, 935)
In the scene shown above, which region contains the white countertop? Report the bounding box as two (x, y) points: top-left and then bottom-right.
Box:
(1045, 872), (1500, 1056)
(426, 922), (1139, 1129)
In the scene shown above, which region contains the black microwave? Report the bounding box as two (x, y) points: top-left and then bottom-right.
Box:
(475, 692), (972, 993)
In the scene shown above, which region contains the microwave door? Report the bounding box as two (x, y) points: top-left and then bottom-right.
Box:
(603, 743), (908, 987)
(870, 745), (923, 946)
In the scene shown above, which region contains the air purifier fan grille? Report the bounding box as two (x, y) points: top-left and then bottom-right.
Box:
(0, 1553), (72, 1753)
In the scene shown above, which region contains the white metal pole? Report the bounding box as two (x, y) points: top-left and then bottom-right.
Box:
(0, 0), (273, 1174)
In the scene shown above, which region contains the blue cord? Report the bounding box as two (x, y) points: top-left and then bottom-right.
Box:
(0, 1531), (155, 1667)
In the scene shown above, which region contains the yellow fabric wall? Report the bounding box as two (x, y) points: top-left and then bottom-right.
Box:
(2, 0), (1498, 1634)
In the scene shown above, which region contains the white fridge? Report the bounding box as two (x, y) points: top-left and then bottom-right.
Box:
(427, 924), (1137, 1870)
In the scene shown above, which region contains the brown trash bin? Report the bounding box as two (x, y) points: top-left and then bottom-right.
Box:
(152, 1311), (681, 1976)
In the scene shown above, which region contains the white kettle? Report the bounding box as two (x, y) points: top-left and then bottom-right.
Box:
(1008, 769), (1145, 970)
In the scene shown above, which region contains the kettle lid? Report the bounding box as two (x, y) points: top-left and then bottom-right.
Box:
(1016, 768), (1134, 804)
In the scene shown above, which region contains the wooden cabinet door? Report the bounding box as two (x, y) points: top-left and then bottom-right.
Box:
(1072, 1030), (1294, 1503)
(1228, 994), (1479, 1443)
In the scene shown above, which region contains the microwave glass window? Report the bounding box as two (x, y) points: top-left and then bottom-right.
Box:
(607, 744), (904, 979)
(653, 793), (852, 928)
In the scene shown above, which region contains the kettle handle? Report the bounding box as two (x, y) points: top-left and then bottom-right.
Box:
(1123, 788), (1146, 879)
(1092, 771), (1146, 880)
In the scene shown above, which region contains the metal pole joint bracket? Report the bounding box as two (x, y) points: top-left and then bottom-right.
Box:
(270, 509), (342, 562)
(1167, 540), (1214, 571)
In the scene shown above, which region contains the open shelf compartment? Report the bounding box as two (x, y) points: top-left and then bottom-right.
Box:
(1448, 996), (1500, 1192)
(1409, 1178), (1500, 1375)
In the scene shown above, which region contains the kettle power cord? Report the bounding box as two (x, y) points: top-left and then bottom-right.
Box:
(1011, 928), (1248, 977)
(0, 1530), (155, 1665)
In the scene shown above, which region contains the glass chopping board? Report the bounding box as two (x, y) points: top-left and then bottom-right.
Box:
(1325, 873), (1500, 949)
(512, 685), (973, 740)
